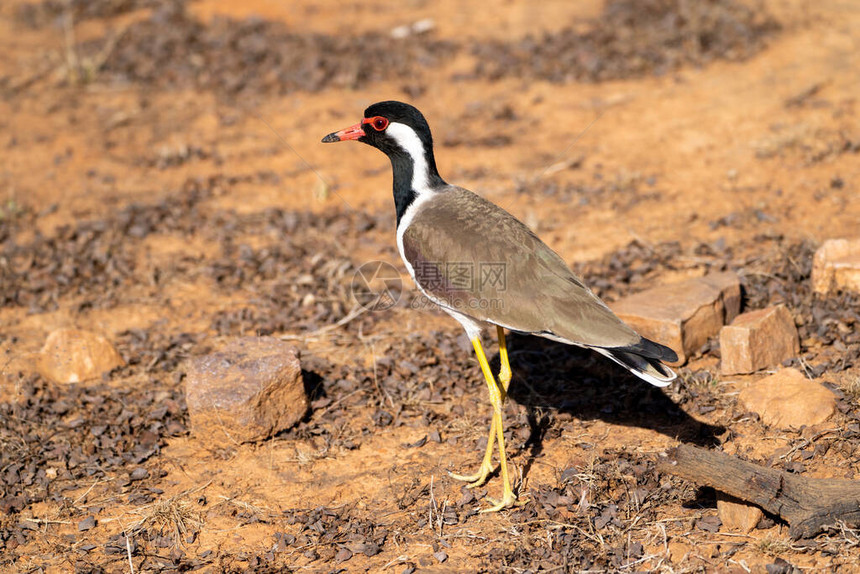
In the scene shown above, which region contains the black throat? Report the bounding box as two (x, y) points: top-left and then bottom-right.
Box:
(389, 146), (445, 227)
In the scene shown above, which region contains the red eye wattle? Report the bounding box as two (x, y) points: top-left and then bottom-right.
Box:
(364, 116), (389, 131)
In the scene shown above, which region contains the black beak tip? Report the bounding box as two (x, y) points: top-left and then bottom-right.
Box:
(321, 132), (340, 143)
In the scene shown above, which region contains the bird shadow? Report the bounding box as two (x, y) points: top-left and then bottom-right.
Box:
(490, 332), (724, 483)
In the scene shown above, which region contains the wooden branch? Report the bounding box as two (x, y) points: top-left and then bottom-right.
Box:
(658, 444), (860, 539)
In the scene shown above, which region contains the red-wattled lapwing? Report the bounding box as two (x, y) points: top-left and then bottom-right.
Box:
(322, 101), (678, 511)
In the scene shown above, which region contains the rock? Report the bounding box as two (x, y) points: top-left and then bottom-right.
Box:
(78, 515), (97, 531)
(185, 337), (307, 446)
(611, 271), (741, 364)
(720, 305), (799, 375)
(716, 492), (763, 533)
(766, 558), (800, 574)
(812, 238), (860, 295)
(738, 368), (837, 429)
(390, 18), (435, 39)
(129, 468), (149, 481)
(38, 328), (125, 384)
(334, 547), (353, 563)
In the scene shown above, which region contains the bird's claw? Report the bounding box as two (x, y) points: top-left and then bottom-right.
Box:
(448, 463), (495, 488)
(479, 491), (526, 513)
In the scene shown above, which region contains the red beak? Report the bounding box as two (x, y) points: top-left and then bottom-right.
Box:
(321, 122), (365, 143)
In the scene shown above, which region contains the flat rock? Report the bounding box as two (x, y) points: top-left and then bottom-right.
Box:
(738, 368), (836, 429)
(38, 328), (125, 384)
(716, 492), (763, 533)
(78, 515), (97, 532)
(720, 305), (799, 375)
(812, 238), (860, 295)
(611, 271), (741, 364)
(185, 337), (307, 446)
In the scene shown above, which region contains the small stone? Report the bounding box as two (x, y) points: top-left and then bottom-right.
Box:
(37, 328), (125, 383)
(720, 305), (799, 375)
(812, 238), (860, 294)
(695, 515), (722, 532)
(129, 468), (149, 481)
(78, 516), (96, 531)
(716, 493), (763, 533)
(185, 337), (307, 446)
(766, 557), (799, 574)
(738, 368), (837, 429)
(335, 547), (353, 563)
(611, 272), (741, 364)
(391, 18), (435, 39)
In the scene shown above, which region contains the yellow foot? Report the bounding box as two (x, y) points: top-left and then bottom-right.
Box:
(448, 462), (496, 488)
(479, 490), (525, 513)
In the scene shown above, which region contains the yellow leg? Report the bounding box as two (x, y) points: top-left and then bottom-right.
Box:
(448, 327), (512, 488)
(482, 401), (515, 512)
(497, 325), (512, 394)
(449, 336), (517, 511)
(448, 416), (497, 486)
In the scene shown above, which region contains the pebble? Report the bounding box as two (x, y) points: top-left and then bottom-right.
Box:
(738, 368), (837, 428)
(812, 238), (860, 295)
(716, 493), (762, 533)
(185, 337), (307, 446)
(78, 516), (97, 531)
(335, 547), (353, 563)
(37, 328), (125, 384)
(720, 305), (799, 375)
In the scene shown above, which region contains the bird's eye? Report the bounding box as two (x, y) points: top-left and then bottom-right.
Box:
(366, 116), (389, 131)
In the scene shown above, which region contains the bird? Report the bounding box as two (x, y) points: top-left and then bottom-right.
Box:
(322, 101), (678, 512)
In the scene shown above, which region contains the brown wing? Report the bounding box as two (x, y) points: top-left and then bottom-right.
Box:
(401, 186), (641, 349)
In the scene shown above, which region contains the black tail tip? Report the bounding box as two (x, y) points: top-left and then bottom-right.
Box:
(636, 337), (679, 363)
(662, 346), (679, 363)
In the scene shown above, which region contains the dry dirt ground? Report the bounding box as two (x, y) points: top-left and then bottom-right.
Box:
(2, 0), (860, 572)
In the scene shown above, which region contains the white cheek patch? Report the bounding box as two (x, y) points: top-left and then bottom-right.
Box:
(386, 122), (431, 194)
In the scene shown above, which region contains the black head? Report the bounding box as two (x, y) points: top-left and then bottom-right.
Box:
(321, 100), (434, 158)
(322, 101), (445, 225)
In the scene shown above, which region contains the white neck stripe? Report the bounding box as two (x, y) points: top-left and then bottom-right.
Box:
(386, 122), (431, 194)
